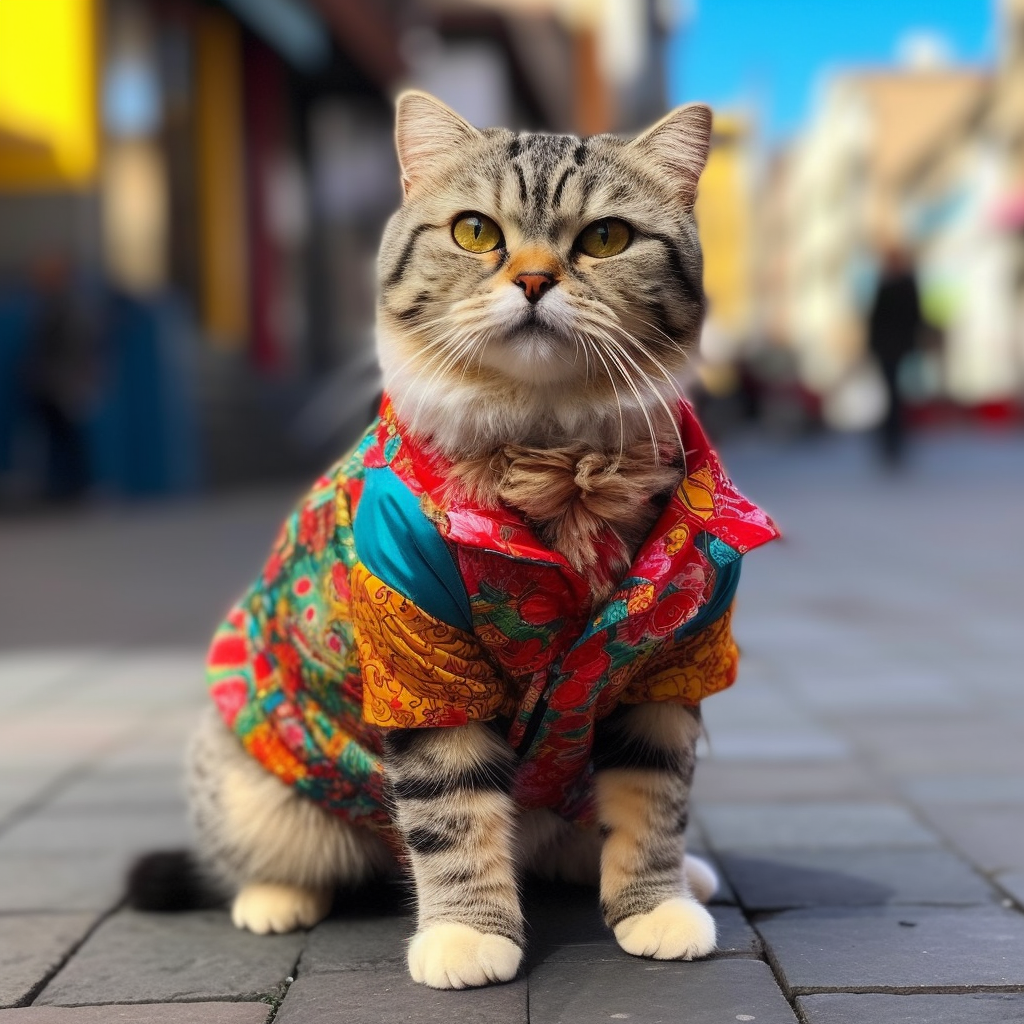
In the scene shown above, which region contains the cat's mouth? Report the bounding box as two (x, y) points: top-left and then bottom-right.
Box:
(502, 302), (576, 345)
(464, 290), (593, 384)
(485, 321), (585, 385)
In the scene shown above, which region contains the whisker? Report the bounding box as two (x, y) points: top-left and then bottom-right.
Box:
(600, 330), (685, 454)
(576, 306), (687, 458)
(602, 335), (684, 460)
(580, 332), (625, 458)
(598, 342), (662, 462)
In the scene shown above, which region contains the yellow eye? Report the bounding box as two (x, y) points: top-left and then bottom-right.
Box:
(452, 212), (503, 253)
(576, 218), (632, 258)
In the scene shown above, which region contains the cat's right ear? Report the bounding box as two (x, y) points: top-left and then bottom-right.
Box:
(395, 91), (480, 196)
(629, 103), (713, 206)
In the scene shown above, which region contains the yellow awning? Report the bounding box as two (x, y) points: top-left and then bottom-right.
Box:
(0, 0), (98, 190)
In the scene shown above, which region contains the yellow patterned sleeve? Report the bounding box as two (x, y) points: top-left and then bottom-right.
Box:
(350, 563), (507, 729)
(622, 603), (740, 706)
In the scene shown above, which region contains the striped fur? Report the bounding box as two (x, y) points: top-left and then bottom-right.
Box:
(186, 708), (396, 934)
(593, 704), (716, 959)
(174, 92), (720, 988)
(382, 723), (524, 987)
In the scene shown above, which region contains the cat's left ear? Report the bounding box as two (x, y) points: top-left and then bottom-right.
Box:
(629, 103), (712, 205)
(395, 90), (481, 196)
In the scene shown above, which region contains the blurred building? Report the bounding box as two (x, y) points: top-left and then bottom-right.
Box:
(693, 113), (756, 396)
(777, 62), (987, 420)
(755, 149), (794, 349)
(0, 0), (675, 498)
(902, 0), (1024, 413)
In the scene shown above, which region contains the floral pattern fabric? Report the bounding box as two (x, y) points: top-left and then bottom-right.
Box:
(207, 395), (780, 832)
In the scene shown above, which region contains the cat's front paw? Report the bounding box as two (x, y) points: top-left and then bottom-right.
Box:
(613, 897), (716, 960)
(408, 922), (522, 989)
(231, 882), (332, 934)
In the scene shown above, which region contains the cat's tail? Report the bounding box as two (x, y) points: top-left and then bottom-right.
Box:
(126, 850), (223, 911)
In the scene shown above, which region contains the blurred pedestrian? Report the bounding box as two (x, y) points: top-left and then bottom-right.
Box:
(20, 254), (105, 501)
(867, 243), (922, 466)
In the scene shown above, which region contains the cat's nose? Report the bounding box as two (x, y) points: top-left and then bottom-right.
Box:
(514, 272), (557, 304)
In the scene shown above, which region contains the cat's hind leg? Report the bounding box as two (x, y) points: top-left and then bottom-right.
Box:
(518, 809), (601, 885)
(519, 810), (717, 902)
(188, 708), (396, 934)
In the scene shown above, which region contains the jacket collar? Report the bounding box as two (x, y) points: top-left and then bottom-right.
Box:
(364, 394), (779, 577)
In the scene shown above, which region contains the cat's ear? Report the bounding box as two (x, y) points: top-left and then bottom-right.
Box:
(629, 103), (712, 205)
(395, 90), (481, 196)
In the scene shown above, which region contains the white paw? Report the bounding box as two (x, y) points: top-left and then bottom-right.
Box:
(613, 897), (717, 960)
(408, 922), (522, 989)
(683, 853), (719, 904)
(231, 882), (332, 934)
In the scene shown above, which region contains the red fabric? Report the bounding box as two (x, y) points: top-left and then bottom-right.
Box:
(363, 396), (781, 818)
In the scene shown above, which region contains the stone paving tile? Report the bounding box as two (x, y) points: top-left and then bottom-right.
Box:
(718, 848), (997, 910)
(733, 616), (856, 656)
(275, 971), (528, 1024)
(0, 914), (98, 1009)
(995, 870), (1024, 909)
(700, 683), (800, 725)
(693, 760), (886, 803)
(0, 711), (138, 771)
(301, 889), (759, 982)
(843, 720), (1024, 776)
(0, 653), (105, 713)
(696, 728), (851, 762)
(524, 881), (619, 947)
(0, 853), (126, 912)
(917, 805), (1024, 875)
(699, 802), (940, 851)
(35, 910), (303, 1006)
(298, 911), (412, 974)
(528, 957), (798, 1024)
(900, 774), (1024, 805)
(757, 904), (1024, 993)
(532, 905), (759, 966)
(522, 878), (751, 953)
(0, 1004), (271, 1023)
(705, 906), (760, 957)
(784, 665), (970, 713)
(798, 992), (1024, 1023)
(0, 771), (74, 822)
(95, 736), (192, 773)
(0, 810), (189, 857)
(0, 743), (97, 778)
(49, 652), (206, 712)
(44, 770), (185, 812)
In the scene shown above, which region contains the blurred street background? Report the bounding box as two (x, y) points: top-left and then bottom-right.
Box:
(1, 0), (1021, 505)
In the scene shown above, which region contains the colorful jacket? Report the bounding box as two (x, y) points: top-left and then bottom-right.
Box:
(207, 396), (779, 840)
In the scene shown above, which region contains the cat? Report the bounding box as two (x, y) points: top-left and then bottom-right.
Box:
(128, 91), (779, 990)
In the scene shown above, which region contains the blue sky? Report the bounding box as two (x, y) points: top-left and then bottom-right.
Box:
(668, 0), (995, 142)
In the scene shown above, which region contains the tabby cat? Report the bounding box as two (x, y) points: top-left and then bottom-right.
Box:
(129, 91), (779, 990)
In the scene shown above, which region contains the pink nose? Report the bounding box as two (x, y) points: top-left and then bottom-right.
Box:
(514, 272), (556, 303)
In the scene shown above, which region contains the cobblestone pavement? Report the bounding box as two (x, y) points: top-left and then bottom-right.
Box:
(1, 429), (1023, 1023)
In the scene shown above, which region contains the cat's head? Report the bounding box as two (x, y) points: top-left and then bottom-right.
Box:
(377, 91), (712, 455)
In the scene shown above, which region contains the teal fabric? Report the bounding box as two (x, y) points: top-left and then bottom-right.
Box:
(681, 533), (743, 637)
(353, 466), (474, 633)
(353, 468), (740, 645)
